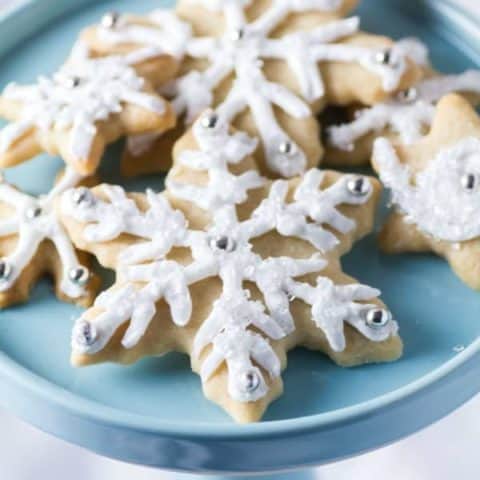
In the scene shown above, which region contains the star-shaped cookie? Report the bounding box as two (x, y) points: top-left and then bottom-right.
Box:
(0, 168), (99, 308)
(373, 93), (480, 290)
(0, 44), (175, 176)
(81, 1), (423, 179)
(59, 113), (402, 423)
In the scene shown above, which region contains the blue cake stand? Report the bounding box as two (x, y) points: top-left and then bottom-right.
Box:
(0, 0), (479, 478)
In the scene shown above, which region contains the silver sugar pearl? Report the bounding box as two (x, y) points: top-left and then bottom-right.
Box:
(200, 112), (219, 130)
(366, 308), (392, 329)
(71, 77), (82, 88)
(375, 49), (396, 66)
(397, 87), (418, 104)
(101, 11), (120, 29)
(347, 176), (370, 196)
(242, 370), (260, 393)
(60, 75), (82, 89)
(72, 187), (95, 207)
(75, 320), (98, 346)
(279, 141), (296, 156)
(0, 258), (12, 281)
(25, 205), (43, 220)
(69, 266), (90, 286)
(461, 173), (478, 192)
(210, 235), (236, 252)
(283, 287), (296, 302)
(231, 28), (245, 42)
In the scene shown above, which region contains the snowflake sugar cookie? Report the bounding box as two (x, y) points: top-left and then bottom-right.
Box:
(373, 94), (480, 290)
(0, 167), (99, 308)
(82, 1), (422, 178)
(60, 113), (401, 423)
(0, 44), (175, 176)
(81, 10), (192, 86)
(325, 69), (480, 166)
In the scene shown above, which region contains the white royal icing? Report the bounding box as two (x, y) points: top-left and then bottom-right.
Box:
(167, 111), (265, 210)
(96, 10), (192, 59)
(289, 277), (397, 352)
(0, 167), (88, 297)
(65, 117), (396, 402)
(253, 168), (373, 251)
(0, 47), (166, 163)
(374, 136), (480, 242)
(128, 1), (412, 177)
(62, 186), (189, 266)
(73, 260), (193, 352)
(393, 37), (430, 67)
(328, 70), (480, 151)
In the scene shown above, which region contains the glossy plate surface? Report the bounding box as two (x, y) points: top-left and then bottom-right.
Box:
(0, 0), (479, 474)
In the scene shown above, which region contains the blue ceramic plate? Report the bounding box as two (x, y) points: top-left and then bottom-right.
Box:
(0, 0), (479, 476)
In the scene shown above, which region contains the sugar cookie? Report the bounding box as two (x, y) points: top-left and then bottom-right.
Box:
(60, 114), (401, 423)
(0, 44), (175, 175)
(373, 94), (480, 290)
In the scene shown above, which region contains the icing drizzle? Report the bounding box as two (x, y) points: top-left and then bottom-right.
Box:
(374, 136), (480, 242)
(64, 115), (397, 403)
(96, 9), (192, 59)
(328, 70), (480, 151)
(166, 110), (265, 210)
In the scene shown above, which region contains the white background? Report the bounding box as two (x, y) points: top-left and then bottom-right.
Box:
(0, 0), (479, 479)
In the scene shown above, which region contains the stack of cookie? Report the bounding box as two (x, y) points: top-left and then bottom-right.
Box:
(0, 0), (478, 423)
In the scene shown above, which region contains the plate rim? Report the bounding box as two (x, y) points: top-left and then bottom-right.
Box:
(0, 0), (478, 443)
(2, 334), (480, 439)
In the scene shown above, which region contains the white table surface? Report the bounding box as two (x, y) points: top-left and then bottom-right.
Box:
(0, 0), (478, 479)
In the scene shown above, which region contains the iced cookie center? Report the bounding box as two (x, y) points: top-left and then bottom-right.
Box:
(0, 50), (166, 163)
(376, 136), (480, 242)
